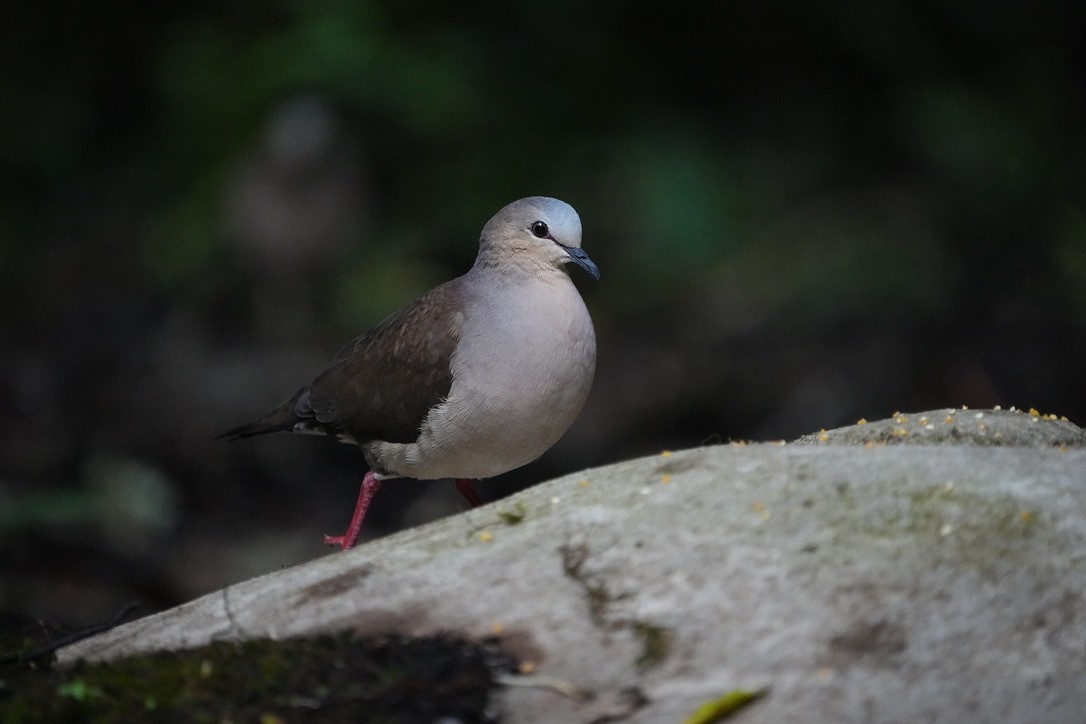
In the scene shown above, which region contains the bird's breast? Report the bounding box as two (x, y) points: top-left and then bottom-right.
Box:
(454, 277), (595, 420)
(387, 275), (596, 479)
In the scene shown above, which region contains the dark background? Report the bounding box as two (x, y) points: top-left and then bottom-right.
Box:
(2, 1), (1084, 627)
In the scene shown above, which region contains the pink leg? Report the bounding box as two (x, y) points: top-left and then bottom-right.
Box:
(453, 478), (483, 508)
(324, 471), (382, 550)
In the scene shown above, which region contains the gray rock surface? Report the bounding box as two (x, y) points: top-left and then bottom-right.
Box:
(60, 409), (1086, 723)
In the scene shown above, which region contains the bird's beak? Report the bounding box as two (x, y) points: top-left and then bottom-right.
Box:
(561, 245), (601, 280)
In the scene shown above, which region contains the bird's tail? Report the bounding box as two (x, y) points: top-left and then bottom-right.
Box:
(217, 418), (290, 441)
(217, 388), (307, 441)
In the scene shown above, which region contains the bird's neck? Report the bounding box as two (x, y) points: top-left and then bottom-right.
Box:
(471, 253), (569, 286)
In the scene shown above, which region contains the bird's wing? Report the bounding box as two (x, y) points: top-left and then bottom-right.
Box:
(300, 277), (467, 444)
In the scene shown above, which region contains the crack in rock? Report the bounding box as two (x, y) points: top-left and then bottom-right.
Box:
(221, 585), (249, 639)
(558, 542), (674, 672)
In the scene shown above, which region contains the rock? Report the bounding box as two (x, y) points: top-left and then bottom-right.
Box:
(59, 410), (1086, 723)
(796, 406), (1085, 447)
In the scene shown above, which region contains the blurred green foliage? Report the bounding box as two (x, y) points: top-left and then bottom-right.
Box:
(4, 1), (1084, 317)
(1, 0), (1083, 414)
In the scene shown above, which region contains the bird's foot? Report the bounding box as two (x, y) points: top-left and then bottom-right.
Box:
(324, 471), (383, 551)
(454, 478), (484, 507)
(322, 533), (353, 550)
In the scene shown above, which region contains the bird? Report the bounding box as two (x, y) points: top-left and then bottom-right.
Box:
(220, 196), (599, 550)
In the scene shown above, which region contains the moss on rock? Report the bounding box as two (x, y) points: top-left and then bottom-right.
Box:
(1, 631), (515, 723)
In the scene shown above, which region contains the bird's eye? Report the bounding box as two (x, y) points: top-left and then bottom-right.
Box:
(530, 221), (549, 238)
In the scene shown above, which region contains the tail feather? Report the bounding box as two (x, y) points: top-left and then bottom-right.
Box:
(217, 388), (308, 441)
(217, 417), (292, 441)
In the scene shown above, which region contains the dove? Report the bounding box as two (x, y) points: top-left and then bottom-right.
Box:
(221, 197), (598, 549)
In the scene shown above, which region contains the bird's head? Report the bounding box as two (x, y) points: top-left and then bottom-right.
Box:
(479, 196), (600, 280)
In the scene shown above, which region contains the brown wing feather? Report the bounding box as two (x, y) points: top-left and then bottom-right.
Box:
(300, 278), (466, 444)
(219, 278), (466, 445)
